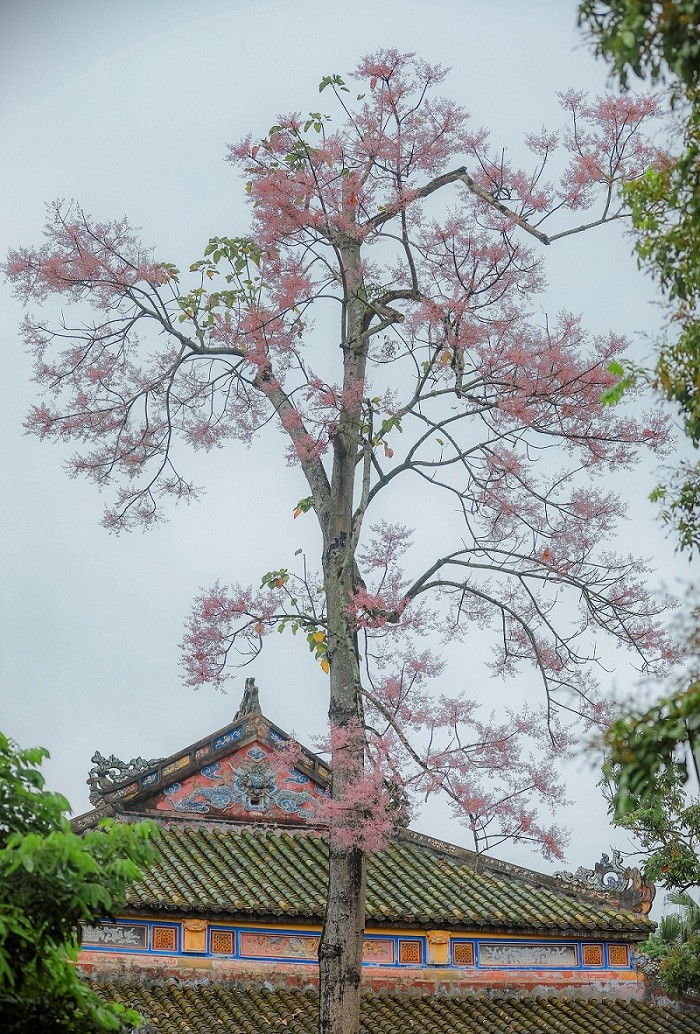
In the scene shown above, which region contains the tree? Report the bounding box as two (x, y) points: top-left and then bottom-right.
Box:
(603, 681), (700, 1000)
(0, 731), (158, 1034)
(579, 3), (700, 886)
(580, 1), (700, 555)
(5, 51), (672, 1034)
(603, 595), (700, 897)
(578, 1), (700, 93)
(624, 105), (700, 554)
(601, 595), (700, 997)
(604, 694), (700, 889)
(635, 891), (700, 998)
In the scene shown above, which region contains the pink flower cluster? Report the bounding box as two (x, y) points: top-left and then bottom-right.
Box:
(181, 583), (282, 689)
(313, 720), (404, 853)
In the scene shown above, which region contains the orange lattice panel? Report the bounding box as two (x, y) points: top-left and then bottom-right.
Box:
(608, 944), (629, 967)
(152, 926), (178, 952)
(582, 944), (604, 967)
(210, 930), (235, 954)
(452, 941), (475, 967)
(398, 940), (423, 965)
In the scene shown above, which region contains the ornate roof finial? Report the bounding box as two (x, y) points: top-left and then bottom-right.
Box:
(553, 848), (656, 915)
(235, 676), (261, 720)
(86, 750), (163, 805)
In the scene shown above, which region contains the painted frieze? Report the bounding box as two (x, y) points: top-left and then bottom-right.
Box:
(81, 922), (148, 950)
(478, 942), (579, 967)
(240, 932), (320, 960)
(79, 919), (633, 977)
(146, 740), (327, 821)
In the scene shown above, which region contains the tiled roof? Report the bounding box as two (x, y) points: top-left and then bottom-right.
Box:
(124, 825), (650, 935)
(91, 982), (700, 1033)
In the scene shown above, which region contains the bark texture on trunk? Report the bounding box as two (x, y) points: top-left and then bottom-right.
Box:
(318, 627), (367, 1034)
(319, 845), (366, 1034)
(318, 236), (369, 1034)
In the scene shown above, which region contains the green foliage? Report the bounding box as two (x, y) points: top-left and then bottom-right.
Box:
(638, 897), (700, 997)
(637, 891), (700, 994)
(624, 129), (700, 308)
(293, 496), (314, 518)
(623, 108), (700, 470)
(606, 770), (700, 889)
(639, 932), (675, 960)
(656, 911), (686, 945)
(579, 1), (700, 91)
(0, 732), (159, 1033)
(586, 18), (700, 993)
(667, 889), (700, 935)
(603, 683), (700, 894)
(180, 236), (263, 335)
(657, 329), (700, 446)
(651, 462), (700, 555)
(624, 117), (700, 555)
(260, 568), (290, 591)
(260, 570), (329, 671)
(658, 935), (700, 997)
(318, 74), (349, 94)
(581, 3), (700, 556)
(600, 359), (638, 406)
(606, 681), (700, 818)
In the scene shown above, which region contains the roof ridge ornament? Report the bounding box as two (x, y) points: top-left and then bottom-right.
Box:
(553, 848), (655, 915)
(87, 750), (163, 804)
(235, 677), (261, 720)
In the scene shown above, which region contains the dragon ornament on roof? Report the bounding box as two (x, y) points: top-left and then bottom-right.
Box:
(87, 751), (163, 805)
(553, 849), (655, 915)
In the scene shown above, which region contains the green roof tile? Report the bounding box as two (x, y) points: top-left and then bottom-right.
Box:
(90, 983), (700, 1034)
(122, 825), (651, 934)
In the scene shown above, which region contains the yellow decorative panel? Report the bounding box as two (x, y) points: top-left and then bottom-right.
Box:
(152, 926), (177, 952)
(182, 919), (207, 953)
(608, 944), (629, 967)
(452, 941), (475, 967)
(426, 930), (450, 966)
(398, 940), (422, 965)
(248, 718), (269, 738)
(239, 932), (320, 960)
(362, 939), (394, 963)
(210, 930), (235, 955)
(582, 944), (603, 967)
(162, 755), (190, 777)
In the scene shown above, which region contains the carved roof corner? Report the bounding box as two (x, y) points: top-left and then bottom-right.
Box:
(87, 750), (163, 805)
(553, 848), (656, 916)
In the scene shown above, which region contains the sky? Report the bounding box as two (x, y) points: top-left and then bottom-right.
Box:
(0, 0), (690, 887)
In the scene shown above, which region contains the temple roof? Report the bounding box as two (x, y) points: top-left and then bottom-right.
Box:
(121, 824), (651, 937)
(89, 983), (700, 1034)
(74, 679), (655, 936)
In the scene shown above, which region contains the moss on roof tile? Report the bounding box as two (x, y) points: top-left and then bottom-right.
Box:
(91, 983), (700, 1034)
(121, 825), (652, 934)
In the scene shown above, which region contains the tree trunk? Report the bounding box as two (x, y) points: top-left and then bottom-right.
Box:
(319, 516), (368, 1034)
(318, 236), (369, 1034)
(319, 844), (366, 1034)
(318, 618), (368, 1034)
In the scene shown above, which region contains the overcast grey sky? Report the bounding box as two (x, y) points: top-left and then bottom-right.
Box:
(0, 0), (689, 880)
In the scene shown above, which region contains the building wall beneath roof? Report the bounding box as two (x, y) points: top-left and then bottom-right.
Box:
(77, 917), (645, 998)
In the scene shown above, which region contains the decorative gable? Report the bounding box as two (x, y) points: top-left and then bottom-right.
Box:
(144, 738), (328, 822)
(82, 678), (330, 826)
